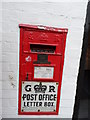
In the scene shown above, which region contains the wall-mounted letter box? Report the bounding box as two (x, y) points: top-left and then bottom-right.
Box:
(18, 24), (68, 115)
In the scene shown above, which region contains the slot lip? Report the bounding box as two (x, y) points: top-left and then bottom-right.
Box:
(29, 42), (58, 46)
(23, 51), (62, 56)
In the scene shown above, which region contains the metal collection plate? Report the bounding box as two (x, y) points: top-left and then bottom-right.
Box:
(21, 81), (58, 112)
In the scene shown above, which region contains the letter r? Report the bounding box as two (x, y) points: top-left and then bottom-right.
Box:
(49, 86), (55, 92)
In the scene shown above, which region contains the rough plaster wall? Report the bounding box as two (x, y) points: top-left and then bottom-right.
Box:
(2, 1), (87, 118)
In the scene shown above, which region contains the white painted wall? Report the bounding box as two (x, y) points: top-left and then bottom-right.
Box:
(0, 1), (2, 120)
(2, 1), (88, 118)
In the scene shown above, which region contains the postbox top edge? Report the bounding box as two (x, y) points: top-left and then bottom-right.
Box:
(19, 24), (68, 33)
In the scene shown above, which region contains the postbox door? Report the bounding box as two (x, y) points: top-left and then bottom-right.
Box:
(20, 54), (62, 82)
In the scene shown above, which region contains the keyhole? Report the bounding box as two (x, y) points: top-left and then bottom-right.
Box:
(26, 73), (28, 80)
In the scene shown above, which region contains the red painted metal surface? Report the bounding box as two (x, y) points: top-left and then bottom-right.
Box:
(18, 24), (68, 115)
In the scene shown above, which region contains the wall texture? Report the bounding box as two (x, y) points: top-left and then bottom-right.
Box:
(2, 1), (87, 118)
(0, 1), (2, 119)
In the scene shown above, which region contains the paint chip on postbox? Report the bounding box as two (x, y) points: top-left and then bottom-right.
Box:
(34, 66), (54, 79)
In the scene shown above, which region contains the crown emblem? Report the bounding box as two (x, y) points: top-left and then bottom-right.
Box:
(34, 82), (47, 93)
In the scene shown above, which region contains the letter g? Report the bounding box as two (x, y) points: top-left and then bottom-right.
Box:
(25, 85), (31, 92)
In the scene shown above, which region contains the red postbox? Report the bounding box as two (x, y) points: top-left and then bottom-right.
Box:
(18, 24), (68, 115)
